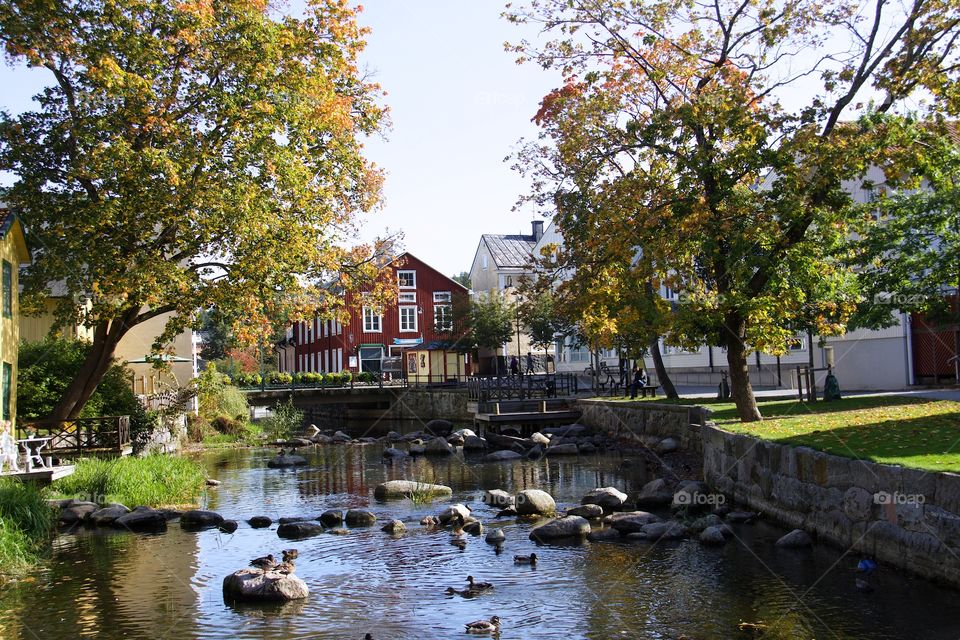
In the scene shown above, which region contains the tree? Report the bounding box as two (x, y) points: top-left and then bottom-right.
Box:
(0, 0), (390, 420)
(467, 292), (515, 373)
(517, 286), (568, 362)
(507, 0), (960, 421)
(452, 272), (472, 289)
(199, 308), (235, 363)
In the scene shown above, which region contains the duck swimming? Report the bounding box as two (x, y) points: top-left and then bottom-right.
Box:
(464, 616), (501, 634)
(513, 553), (537, 565)
(282, 549), (299, 562)
(450, 514), (465, 536)
(444, 586), (479, 598)
(450, 538), (467, 550)
(249, 554), (276, 571)
(466, 575), (493, 591)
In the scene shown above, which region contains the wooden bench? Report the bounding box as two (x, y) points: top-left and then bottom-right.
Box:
(597, 375), (624, 396)
(639, 384), (659, 398)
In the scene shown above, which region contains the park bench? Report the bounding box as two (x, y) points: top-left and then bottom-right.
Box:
(638, 384), (659, 398)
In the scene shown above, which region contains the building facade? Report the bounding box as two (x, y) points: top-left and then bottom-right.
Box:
(292, 253), (471, 383)
(0, 210), (31, 424)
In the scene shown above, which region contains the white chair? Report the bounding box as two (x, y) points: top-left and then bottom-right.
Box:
(0, 428), (20, 472)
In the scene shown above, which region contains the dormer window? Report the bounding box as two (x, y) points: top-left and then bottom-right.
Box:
(398, 270), (416, 289)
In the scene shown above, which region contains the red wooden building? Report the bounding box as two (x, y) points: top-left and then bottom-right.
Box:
(287, 252), (471, 383)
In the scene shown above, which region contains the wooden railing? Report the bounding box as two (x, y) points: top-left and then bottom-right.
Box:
(17, 416), (131, 455)
(467, 373), (578, 402)
(140, 388), (196, 412)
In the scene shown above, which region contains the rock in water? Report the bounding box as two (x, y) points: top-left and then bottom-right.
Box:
(345, 509), (377, 526)
(566, 504), (604, 519)
(381, 519), (407, 534)
(776, 529), (813, 548)
(267, 454), (308, 468)
(483, 450), (522, 462)
(277, 521), (325, 539)
(318, 510), (342, 527)
(483, 489), (514, 507)
(699, 525), (727, 545)
(180, 510), (225, 530)
(112, 508), (168, 532)
(485, 529), (506, 544)
(515, 489), (556, 516)
(604, 511), (662, 535)
(424, 437), (454, 455)
(248, 516), (273, 528)
(223, 568), (309, 602)
(88, 505), (130, 526)
(581, 487), (628, 512)
(373, 480), (453, 500)
(635, 478), (675, 508)
(528, 516), (591, 541)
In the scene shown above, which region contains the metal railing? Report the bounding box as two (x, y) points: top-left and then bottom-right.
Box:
(17, 416), (131, 455)
(467, 373), (578, 402)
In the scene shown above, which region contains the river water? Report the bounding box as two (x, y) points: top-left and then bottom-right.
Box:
(1, 444), (958, 639)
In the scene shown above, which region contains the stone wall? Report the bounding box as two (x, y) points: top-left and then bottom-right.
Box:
(387, 388), (471, 423)
(138, 413), (188, 455)
(574, 400), (710, 452)
(702, 424), (960, 588)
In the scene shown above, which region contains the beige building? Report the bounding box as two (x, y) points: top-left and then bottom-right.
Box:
(0, 209), (31, 424)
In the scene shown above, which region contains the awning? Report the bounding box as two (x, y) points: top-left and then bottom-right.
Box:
(127, 355), (193, 363)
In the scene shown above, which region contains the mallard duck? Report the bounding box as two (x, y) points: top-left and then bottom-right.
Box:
(450, 514), (465, 536)
(464, 616), (501, 634)
(282, 549), (299, 562)
(249, 554), (276, 571)
(513, 553), (537, 565)
(420, 515), (440, 527)
(275, 560), (295, 574)
(444, 586), (478, 597)
(466, 575), (493, 591)
(463, 519), (483, 535)
(450, 538), (467, 550)
(494, 543), (503, 555)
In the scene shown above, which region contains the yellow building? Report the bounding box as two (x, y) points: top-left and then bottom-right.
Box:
(0, 209), (32, 425)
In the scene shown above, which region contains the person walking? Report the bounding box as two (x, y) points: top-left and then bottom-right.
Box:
(510, 356), (519, 376)
(525, 351), (535, 375)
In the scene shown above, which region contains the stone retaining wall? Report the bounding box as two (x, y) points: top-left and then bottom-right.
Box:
(574, 400), (709, 452)
(701, 423), (960, 588)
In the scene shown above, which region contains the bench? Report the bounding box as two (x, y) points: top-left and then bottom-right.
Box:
(639, 384), (659, 398)
(597, 375), (624, 396)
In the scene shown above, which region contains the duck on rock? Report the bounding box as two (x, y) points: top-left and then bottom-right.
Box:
(249, 554), (276, 571)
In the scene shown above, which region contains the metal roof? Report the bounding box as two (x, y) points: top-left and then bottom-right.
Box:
(481, 234), (536, 269)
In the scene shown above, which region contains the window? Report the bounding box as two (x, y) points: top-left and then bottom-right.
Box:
(663, 285), (677, 301)
(2, 261), (11, 318)
(481, 254), (488, 270)
(3, 362), (11, 420)
(398, 291), (417, 303)
(433, 291), (451, 303)
(399, 305), (418, 332)
(363, 306), (382, 332)
(787, 337), (805, 351)
(434, 304), (453, 331)
(398, 270), (416, 289)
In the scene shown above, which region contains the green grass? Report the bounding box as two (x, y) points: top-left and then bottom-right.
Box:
(48, 455), (207, 508)
(592, 394), (960, 472)
(200, 422), (266, 448)
(0, 478), (55, 578)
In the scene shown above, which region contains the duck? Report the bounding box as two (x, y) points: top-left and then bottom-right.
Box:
(277, 448), (286, 457)
(464, 616), (501, 634)
(275, 560), (295, 574)
(282, 549), (299, 562)
(513, 553), (537, 565)
(249, 554), (276, 571)
(493, 543), (503, 555)
(450, 538), (467, 550)
(466, 575), (493, 591)
(420, 515), (440, 527)
(463, 519), (483, 535)
(444, 586), (478, 598)
(450, 514), (465, 536)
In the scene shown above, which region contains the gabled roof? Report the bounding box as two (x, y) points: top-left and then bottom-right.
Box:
(389, 251), (469, 291)
(0, 207), (31, 265)
(481, 233), (536, 269)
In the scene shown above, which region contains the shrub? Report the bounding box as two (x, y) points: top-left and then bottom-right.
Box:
(211, 415), (244, 435)
(196, 364), (248, 420)
(50, 456), (206, 508)
(264, 398), (304, 441)
(0, 478), (55, 577)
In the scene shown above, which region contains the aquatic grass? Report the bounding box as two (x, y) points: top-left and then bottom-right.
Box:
(407, 483), (438, 505)
(0, 478), (56, 578)
(200, 422), (266, 448)
(49, 455), (207, 508)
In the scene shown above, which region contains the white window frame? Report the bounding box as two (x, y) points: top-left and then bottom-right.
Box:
(481, 254), (488, 270)
(398, 291), (417, 303)
(397, 270), (416, 289)
(433, 291), (452, 303)
(434, 304), (453, 331)
(363, 306), (382, 332)
(399, 305), (418, 332)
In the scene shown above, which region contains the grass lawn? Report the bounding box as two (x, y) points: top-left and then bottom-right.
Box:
(593, 394), (960, 472)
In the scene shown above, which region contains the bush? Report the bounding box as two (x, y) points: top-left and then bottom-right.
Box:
(0, 478), (55, 577)
(264, 398), (304, 441)
(211, 415), (244, 435)
(49, 456), (206, 508)
(196, 364), (248, 420)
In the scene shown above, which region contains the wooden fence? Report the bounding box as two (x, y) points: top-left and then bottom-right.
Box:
(17, 416), (132, 456)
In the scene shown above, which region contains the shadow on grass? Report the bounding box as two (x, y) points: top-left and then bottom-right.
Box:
(707, 395), (940, 423)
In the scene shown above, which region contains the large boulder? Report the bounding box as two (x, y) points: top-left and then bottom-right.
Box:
(113, 508), (168, 532)
(267, 454), (308, 468)
(566, 504), (604, 519)
(373, 480), (452, 500)
(180, 510), (225, 530)
(483, 489), (514, 508)
(318, 510), (342, 527)
(587, 527), (623, 542)
(529, 516), (591, 541)
(248, 516), (273, 528)
(463, 435), (488, 452)
(437, 504), (471, 524)
(58, 502), (98, 525)
(381, 519), (407, 534)
(484, 450), (522, 462)
(776, 529), (813, 548)
(382, 447), (408, 460)
(345, 509), (377, 526)
(277, 521), (325, 539)
(699, 525), (729, 545)
(526, 445), (544, 460)
(641, 521), (686, 541)
(223, 568), (309, 602)
(424, 419), (454, 437)
(581, 487), (629, 512)
(424, 437), (454, 456)
(636, 479), (675, 508)
(516, 489), (556, 516)
(89, 505), (130, 526)
(605, 511), (663, 535)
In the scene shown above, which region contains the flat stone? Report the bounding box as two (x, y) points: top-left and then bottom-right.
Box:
(641, 521), (686, 541)
(267, 455), (308, 468)
(113, 509), (168, 532)
(484, 450), (523, 462)
(529, 515), (591, 541)
(483, 489), (515, 507)
(605, 511), (663, 535)
(581, 487), (628, 511)
(88, 505), (130, 526)
(776, 529), (813, 548)
(318, 510), (342, 527)
(277, 521), (325, 539)
(373, 480), (452, 500)
(344, 509), (377, 526)
(180, 510), (225, 530)
(567, 504), (604, 519)
(223, 568), (308, 602)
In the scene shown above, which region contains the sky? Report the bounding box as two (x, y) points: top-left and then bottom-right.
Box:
(0, 1), (557, 280)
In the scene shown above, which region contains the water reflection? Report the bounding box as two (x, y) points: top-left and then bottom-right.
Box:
(0, 442), (957, 639)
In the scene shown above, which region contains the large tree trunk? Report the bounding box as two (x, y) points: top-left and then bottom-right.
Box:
(48, 308), (140, 421)
(648, 337), (679, 399)
(724, 312), (762, 422)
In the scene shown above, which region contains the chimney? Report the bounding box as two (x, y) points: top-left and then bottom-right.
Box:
(531, 220), (544, 241)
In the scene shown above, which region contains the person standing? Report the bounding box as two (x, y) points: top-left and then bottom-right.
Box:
(525, 351), (535, 375)
(629, 365), (640, 399)
(510, 355), (519, 376)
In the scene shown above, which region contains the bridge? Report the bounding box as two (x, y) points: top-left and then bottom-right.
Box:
(240, 381), (410, 407)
